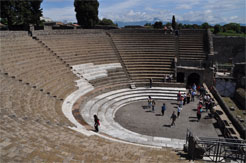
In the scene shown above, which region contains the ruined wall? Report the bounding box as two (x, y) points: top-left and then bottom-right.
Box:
(213, 36), (245, 64)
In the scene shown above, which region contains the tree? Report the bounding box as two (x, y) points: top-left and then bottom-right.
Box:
(177, 23), (183, 29)
(153, 21), (163, 29)
(74, 0), (99, 28)
(201, 22), (210, 29)
(0, 0), (43, 29)
(172, 15), (176, 30)
(144, 23), (152, 27)
(213, 24), (221, 34)
(98, 18), (115, 26)
(191, 24), (199, 29)
(224, 23), (241, 33)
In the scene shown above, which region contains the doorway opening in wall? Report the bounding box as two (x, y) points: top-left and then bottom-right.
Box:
(177, 72), (185, 83)
(187, 73), (200, 88)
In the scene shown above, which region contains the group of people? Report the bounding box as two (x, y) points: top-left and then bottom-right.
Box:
(147, 96), (178, 127)
(163, 74), (173, 82)
(93, 83), (216, 132)
(163, 26), (179, 36)
(196, 92), (215, 122)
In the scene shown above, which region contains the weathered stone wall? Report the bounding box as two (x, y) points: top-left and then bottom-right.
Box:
(211, 86), (246, 139)
(33, 29), (104, 36)
(234, 88), (246, 110)
(213, 36), (246, 64)
(0, 31), (28, 37)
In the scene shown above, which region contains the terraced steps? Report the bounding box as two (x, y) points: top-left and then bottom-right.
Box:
(80, 87), (186, 148)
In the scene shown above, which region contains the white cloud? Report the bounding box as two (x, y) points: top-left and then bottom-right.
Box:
(43, 7), (76, 22)
(176, 4), (192, 10)
(43, 0), (245, 24)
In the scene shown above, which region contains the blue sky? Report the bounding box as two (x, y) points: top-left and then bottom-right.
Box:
(41, 0), (245, 25)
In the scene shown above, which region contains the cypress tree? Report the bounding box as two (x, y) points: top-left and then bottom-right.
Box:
(74, 0), (99, 28)
(172, 15), (176, 30)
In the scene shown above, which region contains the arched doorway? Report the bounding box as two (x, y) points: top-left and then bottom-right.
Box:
(187, 73), (200, 87)
(177, 72), (184, 83)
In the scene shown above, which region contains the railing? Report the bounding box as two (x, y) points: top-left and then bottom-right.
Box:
(185, 129), (246, 162)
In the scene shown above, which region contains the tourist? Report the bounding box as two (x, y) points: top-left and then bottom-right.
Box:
(192, 83), (197, 91)
(183, 93), (187, 105)
(197, 102), (203, 122)
(179, 96), (184, 107)
(199, 86), (205, 97)
(161, 103), (166, 116)
(152, 99), (156, 112)
(170, 111), (177, 126)
(148, 96), (152, 109)
(186, 92), (191, 104)
(191, 91), (196, 102)
(177, 105), (182, 117)
(204, 94), (211, 112)
(94, 115), (100, 132)
(177, 91), (181, 101)
(189, 87), (192, 95)
(149, 78), (153, 88)
(164, 26), (168, 34)
(208, 98), (215, 111)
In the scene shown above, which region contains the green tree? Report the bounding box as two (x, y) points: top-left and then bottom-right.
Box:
(192, 24), (199, 29)
(213, 24), (221, 34)
(172, 15), (176, 29)
(201, 22), (210, 29)
(144, 23), (152, 27)
(74, 0), (99, 28)
(177, 23), (183, 29)
(98, 18), (115, 26)
(165, 22), (172, 27)
(0, 0), (43, 28)
(153, 21), (163, 29)
(224, 23), (241, 33)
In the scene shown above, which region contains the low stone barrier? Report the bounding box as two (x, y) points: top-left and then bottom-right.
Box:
(210, 86), (246, 139)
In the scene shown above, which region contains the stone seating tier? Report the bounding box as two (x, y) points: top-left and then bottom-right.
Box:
(80, 87), (186, 148)
(1, 36), (79, 99)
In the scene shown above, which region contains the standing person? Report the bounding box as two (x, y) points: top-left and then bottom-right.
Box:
(186, 92), (191, 104)
(192, 83), (197, 91)
(197, 103), (202, 122)
(170, 111), (177, 126)
(152, 99), (156, 112)
(179, 96), (184, 107)
(177, 91), (181, 101)
(183, 93), (187, 105)
(191, 91), (196, 102)
(161, 103), (166, 116)
(204, 94), (210, 112)
(149, 78), (153, 88)
(148, 96), (152, 109)
(177, 105), (182, 117)
(94, 115), (100, 132)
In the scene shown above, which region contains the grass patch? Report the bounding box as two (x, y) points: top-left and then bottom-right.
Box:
(223, 97), (246, 127)
(217, 32), (246, 37)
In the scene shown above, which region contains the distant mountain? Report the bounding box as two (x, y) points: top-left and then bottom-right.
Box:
(115, 20), (245, 28)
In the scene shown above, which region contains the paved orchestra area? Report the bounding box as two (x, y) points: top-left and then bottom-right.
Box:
(115, 98), (220, 139)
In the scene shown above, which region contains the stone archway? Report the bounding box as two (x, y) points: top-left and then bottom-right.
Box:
(187, 73), (200, 87)
(177, 72), (185, 83)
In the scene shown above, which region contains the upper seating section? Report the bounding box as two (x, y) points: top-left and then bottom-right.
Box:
(109, 29), (176, 84)
(0, 31), (78, 100)
(35, 30), (131, 88)
(178, 30), (208, 61)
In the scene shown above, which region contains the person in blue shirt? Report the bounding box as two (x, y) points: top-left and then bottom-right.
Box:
(161, 103), (166, 116)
